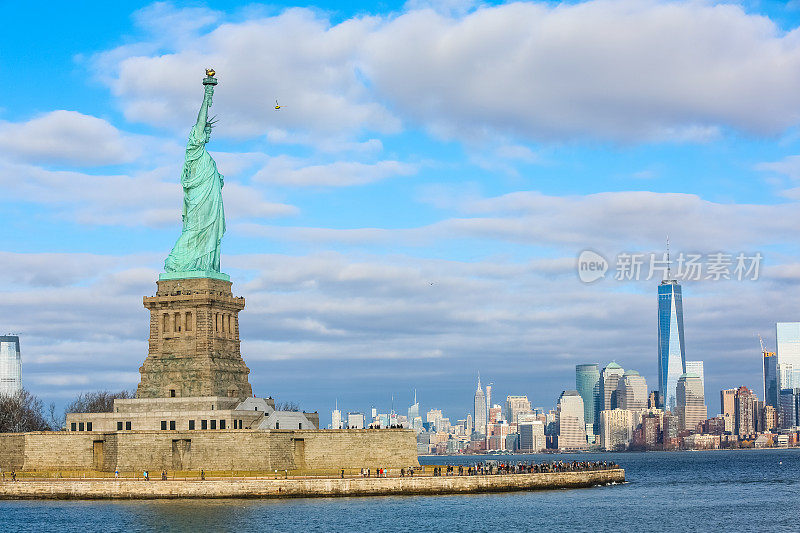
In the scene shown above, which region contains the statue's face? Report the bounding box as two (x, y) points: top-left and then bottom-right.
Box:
(204, 126), (212, 142)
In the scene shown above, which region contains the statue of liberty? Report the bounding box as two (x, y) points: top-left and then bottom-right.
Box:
(164, 69), (226, 277)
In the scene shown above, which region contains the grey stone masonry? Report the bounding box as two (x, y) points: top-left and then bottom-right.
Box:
(137, 277), (253, 399)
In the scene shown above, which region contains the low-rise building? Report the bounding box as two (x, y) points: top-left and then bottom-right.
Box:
(67, 396), (318, 433)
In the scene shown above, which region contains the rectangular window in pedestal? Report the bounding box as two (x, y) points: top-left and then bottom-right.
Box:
(211, 420), (217, 430)
(117, 422), (123, 431)
(201, 420), (207, 430)
(189, 420), (195, 430)
(161, 421), (167, 430)
(220, 420), (226, 430)
(169, 421), (176, 430)
(126, 421), (131, 430)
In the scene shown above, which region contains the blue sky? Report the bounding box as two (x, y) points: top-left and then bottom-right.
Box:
(5, 0), (800, 423)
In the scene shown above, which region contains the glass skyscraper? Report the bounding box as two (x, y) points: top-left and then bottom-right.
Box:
(779, 388), (800, 429)
(658, 280), (686, 411)
(777, 322), (800, 390)
(0, 335), (22, 396)
(763, 350), (778, 408)
(575, 364), (600, 432)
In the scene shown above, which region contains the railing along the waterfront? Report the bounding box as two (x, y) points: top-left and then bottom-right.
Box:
(0, 462), (618, 482)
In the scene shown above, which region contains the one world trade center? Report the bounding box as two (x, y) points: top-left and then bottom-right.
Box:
(658, 277), (686, 412)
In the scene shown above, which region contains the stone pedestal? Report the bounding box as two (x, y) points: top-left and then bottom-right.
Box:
(137, 277), (252, 399)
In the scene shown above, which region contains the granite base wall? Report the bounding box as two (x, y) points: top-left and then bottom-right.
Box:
(0, 430), (419, 473)
(0, 469), (625, 499)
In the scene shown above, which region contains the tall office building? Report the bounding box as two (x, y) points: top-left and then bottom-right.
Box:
(676, 373), (706, 432)
(735, 386), (758, 436)
(720, 388), (736, 433)
(505, 395), (532, 424)
(466, 413), (473, 435)
(685, 361), (704, 391)
(779, 388), (800, 429)
(408, 390), (419, 429)
(331, 400), (342, 430)
(763, 349), (778, 408)
(347, 412), (365, 429)
(616, 370), (648, 410)
(474, 375), (486, 435)
(518, 420), (546, 452)
(762, 404), (778, 432)
(600, 362), (625, 411)
(426, 409), (443, 431)
(557, 390), (586, 450)
(777, 323), (800, 389)
(0, 335), (22, 396)
(485, 384), (492, 427)
(600, 408), (634, 451)
(658, 279), (686, 411)
(575, 363), (600, 432)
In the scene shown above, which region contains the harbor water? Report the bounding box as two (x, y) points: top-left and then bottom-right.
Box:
(1, 449), (798, 532)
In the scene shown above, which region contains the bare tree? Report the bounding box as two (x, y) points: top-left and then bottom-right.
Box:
(47, 402), (64, 431)
(65, 390), (134, 415)
(0, 389), (51, 433)
(275, 401), (300, 412)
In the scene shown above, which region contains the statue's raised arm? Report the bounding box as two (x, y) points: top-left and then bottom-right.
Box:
(195, 70), (216, 137)
(163, 69), (227, 277)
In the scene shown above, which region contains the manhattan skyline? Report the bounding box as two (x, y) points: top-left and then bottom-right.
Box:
(5, 0), (800, 417)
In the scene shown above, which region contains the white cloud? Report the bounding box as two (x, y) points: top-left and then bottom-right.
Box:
(7, 250), (784, 408)
(0, 160), (297, 228)
(0, 111), (138, 166)
(253, 155), (417, 186)
(363, 0), (800, 143)
(99, 8), (400, 142)
(495, 144), (538, 163)
(95, 1), (800, 147)
(756, 154), (800, 180)
(233, 189), (800, 252)
(223, 182), (299, 217)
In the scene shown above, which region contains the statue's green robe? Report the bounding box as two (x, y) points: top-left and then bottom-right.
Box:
(164, 123), (225, 273)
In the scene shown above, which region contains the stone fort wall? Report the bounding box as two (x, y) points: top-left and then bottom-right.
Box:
(0, 469), (626, 499)
(0, 429), (418, 473)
